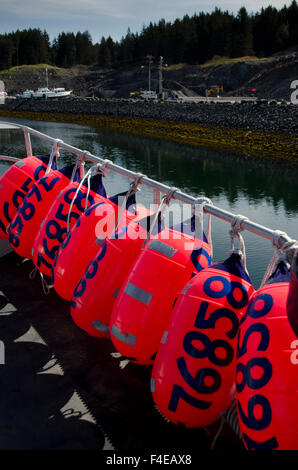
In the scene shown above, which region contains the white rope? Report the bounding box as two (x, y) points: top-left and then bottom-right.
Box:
(70, 154), (85, 183)
(142, 187), (178, 248)
(29, 265), (53, 294)
(66, 161), (103, 233)
(228, 214), (249, 273)
(111, 172), (145, 238)
(260, 231), (296, 287)
(29, 266), (38, 279)
(45, 139), (62, 175)
(193, 197), (213, 255)
(40, 272), (54, 295)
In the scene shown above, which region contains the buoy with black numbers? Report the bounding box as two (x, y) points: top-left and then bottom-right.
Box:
(0, 154), (56, 239)
(69, 212), (153, 338)
(32, 165), (107, 278)
(109, 197), (213, 365)
(52, 174), (148, 300)
(236, 238), (298, 450)
(8, 160), (80, 260)
(151, 216), (255, 427)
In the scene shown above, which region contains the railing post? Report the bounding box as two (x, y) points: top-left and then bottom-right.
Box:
(23, 130), (32, 157)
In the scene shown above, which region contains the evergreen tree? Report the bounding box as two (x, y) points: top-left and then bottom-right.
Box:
(0, 36), (13, 70)
(0, 3), (297, 71)
(232, 7), (254, 57)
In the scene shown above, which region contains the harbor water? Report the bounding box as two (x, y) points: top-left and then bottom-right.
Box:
(0, 117), (297, 288)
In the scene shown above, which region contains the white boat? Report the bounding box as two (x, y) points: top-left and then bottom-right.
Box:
(32, 87), (55, 99)
(16, 87), (72, 99)
(16, 90), (35, 99)
(52, 87), (72, 98)
(17, 67), (72, 99)
(32, 87), (72, 99)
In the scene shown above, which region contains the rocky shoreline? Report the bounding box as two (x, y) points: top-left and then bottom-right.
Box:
(1, 97), (297, 134)
(0, 98), (297, 165)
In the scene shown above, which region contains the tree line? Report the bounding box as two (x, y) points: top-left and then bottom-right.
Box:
(0, 2), (297, 71)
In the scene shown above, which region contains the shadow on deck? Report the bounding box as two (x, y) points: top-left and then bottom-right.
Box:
(0, 251), (244, 451)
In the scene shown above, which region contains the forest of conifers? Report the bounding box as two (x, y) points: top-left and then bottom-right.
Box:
(0, 2), (297, 70)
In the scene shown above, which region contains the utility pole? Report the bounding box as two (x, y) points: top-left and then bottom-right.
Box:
(146, 54), (154, 92)
(158, 56), (163, 97)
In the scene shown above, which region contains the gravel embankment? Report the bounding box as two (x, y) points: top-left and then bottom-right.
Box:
(1, 98), (297, 134)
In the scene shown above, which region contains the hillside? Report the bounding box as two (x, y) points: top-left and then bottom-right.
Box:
(1, 48), (298, 100)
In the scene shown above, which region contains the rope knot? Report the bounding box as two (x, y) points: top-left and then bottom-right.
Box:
(129, 172), (145, 195)
(230, 214), (248, 237)
(228, 215), (248, 272)
(194, 196), (213, 207)
(162, 187), (178, 205)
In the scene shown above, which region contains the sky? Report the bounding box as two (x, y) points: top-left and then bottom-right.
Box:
(0, 0), (294, 43)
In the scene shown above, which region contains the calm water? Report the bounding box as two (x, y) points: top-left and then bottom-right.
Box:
(0, 117), (297, 288)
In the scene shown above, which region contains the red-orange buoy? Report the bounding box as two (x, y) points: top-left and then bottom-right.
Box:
(151, 253), (255, 426)
(236, 260), (298, 450)
(52, 190), (145, 300)
(69, 213), (153, 337)
(8, 164), (76, 259)
(0, 155), (54, 238)
(109, 221), (213, 365)
(31, 173), (107, 277)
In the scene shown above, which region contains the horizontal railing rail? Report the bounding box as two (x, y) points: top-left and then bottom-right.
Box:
(0, 120), (297, 255)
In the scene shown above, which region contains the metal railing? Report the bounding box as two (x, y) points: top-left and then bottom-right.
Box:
(0, 120), (297, 259)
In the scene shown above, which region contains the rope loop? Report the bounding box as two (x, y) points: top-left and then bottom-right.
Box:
(29, 266), (38, 280)
(66, 162), (101, 233)
(70, 154), (85, 183)
(230, 214), (249, 236)
(45, 139), (62, 175)
(129, 172), (145, 195)
(193, 196), (213, 253)
(100, 159), (113, 176)
(260, 233), (297, 288)
(141, 187), (177, 249)
(40, 272), (54, 295)
(162, 186), (178, 206)
(194, 196), (213, 208)
(228, 214), (248, 272)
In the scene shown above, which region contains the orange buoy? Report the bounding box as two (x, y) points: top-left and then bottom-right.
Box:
(8, 164), (77, 259)
(109, 218), (213, 365)
(236, 259), (298, 450)
(69, 213), (156, 338)
(150, 253), (255, 426)
(31, 173), (107, 277)
(52, 189), (143, 301)
(0, 155), (54, 239)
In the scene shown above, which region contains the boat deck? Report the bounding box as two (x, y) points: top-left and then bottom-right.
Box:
(0, 250), (243, 451)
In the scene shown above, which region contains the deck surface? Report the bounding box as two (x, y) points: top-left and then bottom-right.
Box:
(0, 251), (243, 451)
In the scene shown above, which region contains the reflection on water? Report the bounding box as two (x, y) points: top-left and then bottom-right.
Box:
(0, 117), (297, 288)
